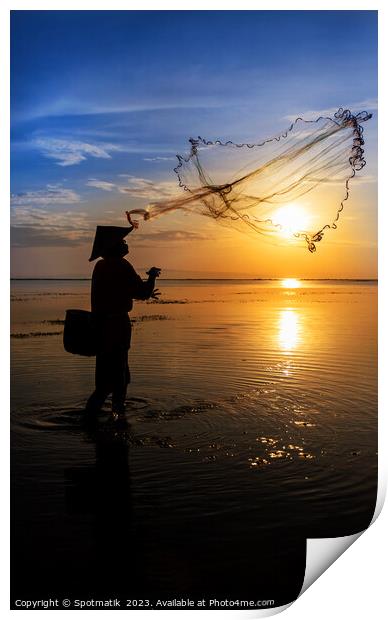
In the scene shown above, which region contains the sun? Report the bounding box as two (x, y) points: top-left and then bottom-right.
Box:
(273, 203), (311, 238)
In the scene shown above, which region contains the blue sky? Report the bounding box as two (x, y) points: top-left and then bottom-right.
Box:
(10, 10), (378, 277)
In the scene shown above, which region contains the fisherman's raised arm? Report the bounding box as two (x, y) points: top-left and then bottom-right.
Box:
(125, 263), (161, 300)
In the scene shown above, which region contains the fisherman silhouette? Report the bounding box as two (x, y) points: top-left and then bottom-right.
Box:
(86, 215), (160, 419)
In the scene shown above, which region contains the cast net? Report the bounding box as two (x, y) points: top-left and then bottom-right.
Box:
(127, 108), (372, 252)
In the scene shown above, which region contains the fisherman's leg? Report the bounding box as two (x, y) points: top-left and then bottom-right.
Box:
(112, 349), (130, 416)
(86, 352), (112, 412)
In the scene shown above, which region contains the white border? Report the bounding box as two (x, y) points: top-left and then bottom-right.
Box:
(2, 2), (385, 619)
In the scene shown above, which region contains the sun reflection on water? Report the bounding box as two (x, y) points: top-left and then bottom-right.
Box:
(281, 278), (301, 288)
(278, 309), (300, 352)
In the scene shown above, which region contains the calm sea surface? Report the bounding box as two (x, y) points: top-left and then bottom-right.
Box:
(11, 279), (377, 605)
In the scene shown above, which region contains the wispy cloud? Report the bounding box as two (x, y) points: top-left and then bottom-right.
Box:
(34, 138), (122, 166)
(14, 98), (224, 123)
(11, 226), (92, 248)
(11, 200), (92, 248)
(10, 210), (210, 248)
(122, 176), (178, 200)
(86, 179), (118, 192)
(136, 230), (211, 242)
(11, 185), (82, 206)
(11, 204), (89, 229)
(87, 176), (178, 200)
(10, 183), (90, 246)
(143, 156), (177, 163)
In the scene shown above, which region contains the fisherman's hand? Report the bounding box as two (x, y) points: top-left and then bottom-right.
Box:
(125, 211), (139, 229)
(146, 267), (161, 278)
(150, 288), (161, 300)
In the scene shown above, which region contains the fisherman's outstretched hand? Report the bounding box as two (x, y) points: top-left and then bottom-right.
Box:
(146, 267), (161, 278)
(150, 288), (161, 300)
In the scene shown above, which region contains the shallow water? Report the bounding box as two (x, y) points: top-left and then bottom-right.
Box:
(11, 279), (377, 606)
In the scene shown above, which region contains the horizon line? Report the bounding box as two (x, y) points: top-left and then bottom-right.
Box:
(10, 277), (378, 282)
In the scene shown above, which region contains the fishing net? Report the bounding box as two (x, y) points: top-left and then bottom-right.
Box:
(127, 108), (372, 252)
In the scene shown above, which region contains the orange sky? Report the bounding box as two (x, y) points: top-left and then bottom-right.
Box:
(11, 184), (377, 279)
